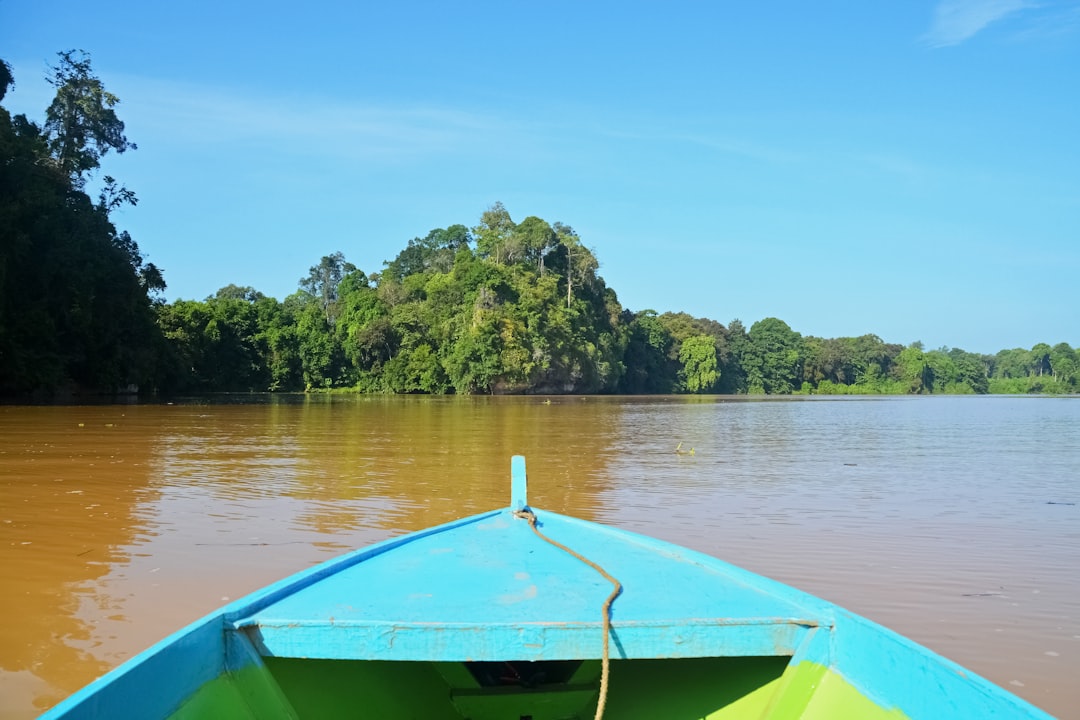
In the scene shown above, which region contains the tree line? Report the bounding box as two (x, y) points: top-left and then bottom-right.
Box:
(2, 53), (1076, 397)
(153, 257), (1076, 395)
(1, 52), (164, 396)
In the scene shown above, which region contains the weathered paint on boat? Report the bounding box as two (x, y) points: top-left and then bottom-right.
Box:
(40, 457), (1053, 719)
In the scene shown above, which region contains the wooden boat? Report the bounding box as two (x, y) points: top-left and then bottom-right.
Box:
(41, 456), (1052, 719)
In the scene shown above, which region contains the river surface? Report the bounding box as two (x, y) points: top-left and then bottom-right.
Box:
(0, 395), (1077, 718)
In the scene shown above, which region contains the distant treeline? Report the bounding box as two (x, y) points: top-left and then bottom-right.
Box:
(151, 243), (1077, 396)
(1, 53), (1077, 397)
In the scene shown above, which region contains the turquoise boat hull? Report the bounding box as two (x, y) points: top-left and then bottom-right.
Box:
(39, 457), (1053, 719)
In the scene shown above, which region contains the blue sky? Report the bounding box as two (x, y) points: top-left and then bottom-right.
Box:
(3, 0), (1077, 354)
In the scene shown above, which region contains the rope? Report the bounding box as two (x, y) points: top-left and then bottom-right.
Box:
(513, 508), (622, 720)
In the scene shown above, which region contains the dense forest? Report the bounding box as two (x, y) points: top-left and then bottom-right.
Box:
(0, 52), (165, 396)
(2, 53), (1077, 398)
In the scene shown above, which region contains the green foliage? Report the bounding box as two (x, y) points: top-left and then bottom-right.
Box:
(803, 334), (895, 388)
(0, 59), (12, 101)
(717, 320), (750, 393)
(892, 345), (931, 393)
(44, 50), (136, 186)
(473, 201), (516, 264)
(444, 313), (505, 393)
(618, 311), (676, 393)
(299, 251), (355, 325)
(812, 379), (858, 395)
(988, 375), (1073, 394)
(383, 225), (468, 283)
(745, 318), (803, 394)
(155, 291), (291, 392)
(0, 55), (162, 396)
(147, 211), (624, 396)
(1050, 343), (1078, 385)
(678, 335), (720, 393)
(984, 341), (1078, 394)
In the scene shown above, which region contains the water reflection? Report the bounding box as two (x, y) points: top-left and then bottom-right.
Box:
(1, 397), (1078, 718)
(0, 406), (163, 713)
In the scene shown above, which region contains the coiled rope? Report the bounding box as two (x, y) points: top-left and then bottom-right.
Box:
(513, 508), (622, 720)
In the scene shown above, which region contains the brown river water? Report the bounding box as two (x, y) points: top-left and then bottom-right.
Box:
(0, 395), (1078, 718)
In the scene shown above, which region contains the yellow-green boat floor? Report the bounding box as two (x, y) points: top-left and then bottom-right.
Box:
(166, 654), (906, 720)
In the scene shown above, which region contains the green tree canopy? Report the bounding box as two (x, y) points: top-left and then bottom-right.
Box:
(679, 335), (720, 393)
(0, 59), (12, 101)
(0, 53), (162, 395)
(299, 251), (356, 325)
(44, 50), (136, 185)
(745, 318), (803, 394)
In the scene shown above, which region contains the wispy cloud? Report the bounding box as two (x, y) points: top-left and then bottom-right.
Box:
(104, 74), (516, 167)
(1010, 3), (1080, 41)
(676, 133), (804, 166)
(922, 0), (1034, 47)
(5, 64), (509, 165)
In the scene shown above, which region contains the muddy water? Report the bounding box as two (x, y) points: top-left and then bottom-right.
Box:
(0, 396), (1077, 718)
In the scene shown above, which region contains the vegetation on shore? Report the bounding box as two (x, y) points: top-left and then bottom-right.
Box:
(2, 53), (1076, 397)
(1, 52), (164, 396)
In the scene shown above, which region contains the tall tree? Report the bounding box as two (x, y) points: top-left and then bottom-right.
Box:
(299, 252), (355, 325)
(1049, 343), (1078, 386)
(551, 223), (599, 309)
(473, 201), (516, 264)
(1029, 343), (1053, 377)
(43, 50), (136, 186)
(718, 320), (751, 393)
(745, 318), (803, 394)
(513, 216), (556, 272)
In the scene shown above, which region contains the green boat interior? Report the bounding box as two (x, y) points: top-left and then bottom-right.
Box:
(166, 652), (901, 720)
